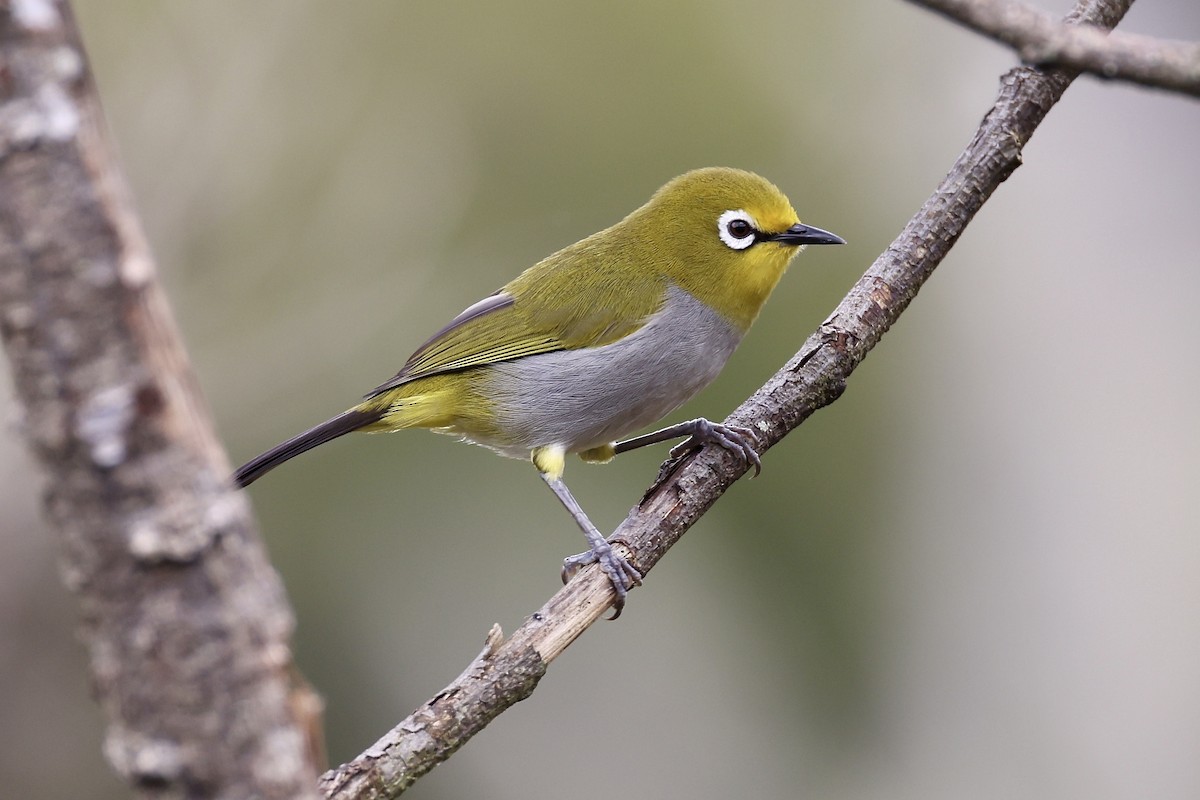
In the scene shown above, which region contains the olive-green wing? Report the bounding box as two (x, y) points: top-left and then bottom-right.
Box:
(366, 247), (666, 398)
(365, 291), (554, 397)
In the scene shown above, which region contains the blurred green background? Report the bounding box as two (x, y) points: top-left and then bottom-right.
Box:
(2, 2), (1198, 799)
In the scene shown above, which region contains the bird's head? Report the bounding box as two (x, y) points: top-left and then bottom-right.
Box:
(631, 167), (844, 330)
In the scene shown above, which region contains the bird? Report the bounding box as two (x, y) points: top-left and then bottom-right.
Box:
(234, 167), (844, 616)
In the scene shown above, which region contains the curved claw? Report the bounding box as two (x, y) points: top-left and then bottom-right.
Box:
(561, 542), (643, 619)
(668, 420), (763, 477)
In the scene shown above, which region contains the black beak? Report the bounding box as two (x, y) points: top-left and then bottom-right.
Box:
(767, 222), (845, 246)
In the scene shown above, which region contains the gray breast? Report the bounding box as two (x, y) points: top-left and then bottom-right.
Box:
(484, 285), (743, 454)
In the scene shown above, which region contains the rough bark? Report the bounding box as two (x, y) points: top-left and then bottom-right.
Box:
(0, 2), (321, 798)
(909, 0), (1199, 98)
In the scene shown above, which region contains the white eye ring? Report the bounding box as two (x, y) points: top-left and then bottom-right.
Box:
(717, 209), (757, 251)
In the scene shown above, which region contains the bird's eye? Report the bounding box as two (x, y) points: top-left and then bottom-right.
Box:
(717, 209), (757, 251)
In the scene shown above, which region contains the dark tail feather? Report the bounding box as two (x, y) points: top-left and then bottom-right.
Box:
(233, 408), (383, 488)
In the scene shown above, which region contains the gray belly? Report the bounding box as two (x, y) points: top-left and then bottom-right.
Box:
(483, 285), (743, 454)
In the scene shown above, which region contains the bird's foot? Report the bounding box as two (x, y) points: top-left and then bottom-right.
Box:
(639, 420), (762, 502)
(668, 419), (762, 476)
(561, 541), (643, 619)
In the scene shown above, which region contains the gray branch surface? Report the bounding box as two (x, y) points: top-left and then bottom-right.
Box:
(319, 0), (1133, 797)
(909, 0), (1200, 98)
(0, 2), (322, 798)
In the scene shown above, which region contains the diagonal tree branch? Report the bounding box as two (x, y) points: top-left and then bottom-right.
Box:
(0, 2), (323, 797)
(319, 0), (1134, 797)
(908, 0), (1200, 98)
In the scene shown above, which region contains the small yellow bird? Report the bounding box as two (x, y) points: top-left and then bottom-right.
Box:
(235, 167), (843, 614)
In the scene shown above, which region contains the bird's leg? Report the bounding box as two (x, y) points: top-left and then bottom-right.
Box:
(533, 446), (642, 618)
(613, 417), (762, 476)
